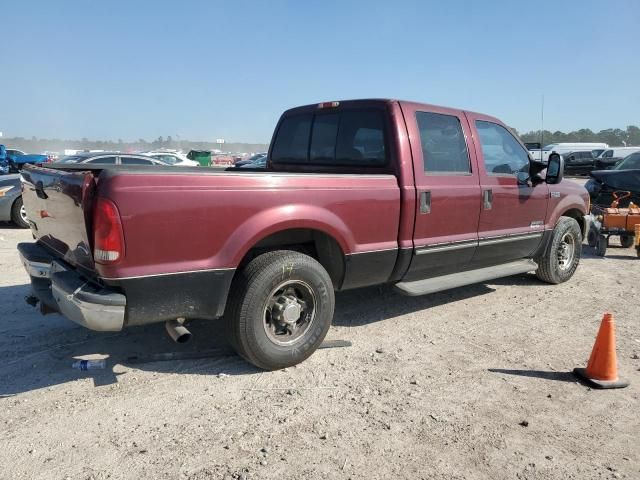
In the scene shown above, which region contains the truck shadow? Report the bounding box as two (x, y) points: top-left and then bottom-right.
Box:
(0, 273), (543, 396)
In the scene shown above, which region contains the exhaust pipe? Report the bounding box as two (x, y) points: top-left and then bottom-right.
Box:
(165, 318), (192, 344)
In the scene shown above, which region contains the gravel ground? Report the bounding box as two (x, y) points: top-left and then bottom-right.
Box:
(0, 216), (638, 480)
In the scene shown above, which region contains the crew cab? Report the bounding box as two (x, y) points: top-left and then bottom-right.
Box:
(18, 99), (589, 370)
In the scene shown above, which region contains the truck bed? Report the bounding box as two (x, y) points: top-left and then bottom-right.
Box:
(21, 163), (402, 324)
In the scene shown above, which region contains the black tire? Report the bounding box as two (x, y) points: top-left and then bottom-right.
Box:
(225, 250), (334, 370)
(535, 217), (582, 284)
(620, 234), (634, 249)
(11, 197), (30, 229)
(587, 225), (598, 247)
(595, 234), (607, 257)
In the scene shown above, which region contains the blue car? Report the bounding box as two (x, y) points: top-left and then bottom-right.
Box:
(1, 145), (48, 173)
(0, 145), (9, 175)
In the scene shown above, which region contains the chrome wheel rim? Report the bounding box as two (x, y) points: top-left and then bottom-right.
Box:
(557, 232), (575, 271)
(19, 204), (28, 223)
(263, 280), (316, 346)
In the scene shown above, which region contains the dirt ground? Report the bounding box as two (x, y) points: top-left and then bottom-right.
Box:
(1, 211), (639, 479)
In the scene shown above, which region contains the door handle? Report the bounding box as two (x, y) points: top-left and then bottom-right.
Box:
(483, 189), (492, 210)
(419, 191), (431, 214)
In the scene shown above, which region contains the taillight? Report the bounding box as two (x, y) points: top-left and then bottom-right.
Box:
(93, 198), (124, 264)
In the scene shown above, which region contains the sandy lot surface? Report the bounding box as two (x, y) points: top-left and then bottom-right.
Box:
(1, 217), (638, 480)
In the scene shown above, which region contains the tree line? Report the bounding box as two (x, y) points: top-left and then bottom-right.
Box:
(516, 125), (640, 147)
(3, 125), (640, 154)
(1, 135), (269, 155)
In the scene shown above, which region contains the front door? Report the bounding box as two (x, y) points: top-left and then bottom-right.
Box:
(466, 113), (549, 267)
(402, 103), (482, 281)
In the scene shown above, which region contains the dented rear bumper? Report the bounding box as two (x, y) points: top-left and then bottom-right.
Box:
(17, 242), (126, 331)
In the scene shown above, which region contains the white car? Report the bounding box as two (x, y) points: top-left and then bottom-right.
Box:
(143, 151), (199, 167)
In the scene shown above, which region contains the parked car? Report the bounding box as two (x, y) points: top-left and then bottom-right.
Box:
(0, 174), (29, 228)
(58, 152), (171, 166)
(529, 142), (608, 163)
(142, 151), (199, 167)
(585, 152), (640, 207)
(563, 150), (596, 175)
(43, 151), (61, 162)
(612, 152), (640, 171)
(593, 147), (640, 170)
(234, 153), (267, 167)
(18, 99), (588, 371)
(1, 146), (48, 172)
(239, 155), (268, 169)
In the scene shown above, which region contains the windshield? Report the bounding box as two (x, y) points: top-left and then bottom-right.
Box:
(613, 153), (640, 170)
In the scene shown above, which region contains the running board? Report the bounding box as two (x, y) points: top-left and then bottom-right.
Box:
(394, 259), (538, 296)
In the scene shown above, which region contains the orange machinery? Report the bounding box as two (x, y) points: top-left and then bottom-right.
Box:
(587, 191), (640, 258)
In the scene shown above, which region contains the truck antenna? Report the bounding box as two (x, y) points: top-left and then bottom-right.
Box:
(540, 94), (544, 152)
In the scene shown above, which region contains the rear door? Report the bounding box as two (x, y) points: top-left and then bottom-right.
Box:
(401, 103), (482, 281)
(466, 113), (549, 266)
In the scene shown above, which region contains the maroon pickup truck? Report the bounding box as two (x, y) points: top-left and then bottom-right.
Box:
(18, 99), (589, 370)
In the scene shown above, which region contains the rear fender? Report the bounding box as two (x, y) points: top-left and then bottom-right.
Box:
(217, 204), (354, 267)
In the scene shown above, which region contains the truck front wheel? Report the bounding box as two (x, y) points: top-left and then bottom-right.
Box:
(225, 250), (335, 370)
(535, 217), (582, 284)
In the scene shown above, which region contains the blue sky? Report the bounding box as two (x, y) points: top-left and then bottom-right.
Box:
(1, 0), (638, 143)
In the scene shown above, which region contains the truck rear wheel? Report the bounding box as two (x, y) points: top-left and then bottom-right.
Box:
(225, 250), (334, 370)
(535, 217), (582, 284)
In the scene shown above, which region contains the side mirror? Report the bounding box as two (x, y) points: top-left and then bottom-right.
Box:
(546, 152), (564, 184)
(516, 171), (530, 185)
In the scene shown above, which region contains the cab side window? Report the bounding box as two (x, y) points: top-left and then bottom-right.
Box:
(475, 121), (529, 175)
(416, 111), (470, 174)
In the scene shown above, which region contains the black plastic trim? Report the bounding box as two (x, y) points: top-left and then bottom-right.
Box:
(108, 269), (235, 326)
(341, 249), (398, 290)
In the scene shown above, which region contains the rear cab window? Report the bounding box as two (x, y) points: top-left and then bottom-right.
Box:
(271, 107), (388, 170)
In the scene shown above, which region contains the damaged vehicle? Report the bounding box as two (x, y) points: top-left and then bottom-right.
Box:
(585, 152), (640, 207)
(17, 99), (589, 370)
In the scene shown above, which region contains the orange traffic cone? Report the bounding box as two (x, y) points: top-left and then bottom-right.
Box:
(574, 313), (629, 389)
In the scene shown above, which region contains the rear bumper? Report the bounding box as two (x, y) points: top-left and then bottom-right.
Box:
(18, 241), (236, 330)
(18, 242), (126, 331)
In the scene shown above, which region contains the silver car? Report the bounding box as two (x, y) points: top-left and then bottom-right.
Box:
(0, 174), (29, 228)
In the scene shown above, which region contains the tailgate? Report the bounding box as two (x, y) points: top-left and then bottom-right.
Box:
(21, 165), (97, 275)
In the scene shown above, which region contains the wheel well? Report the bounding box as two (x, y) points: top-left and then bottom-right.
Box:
(237, 229), (346, 288)
(561, 209), (586, 236)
